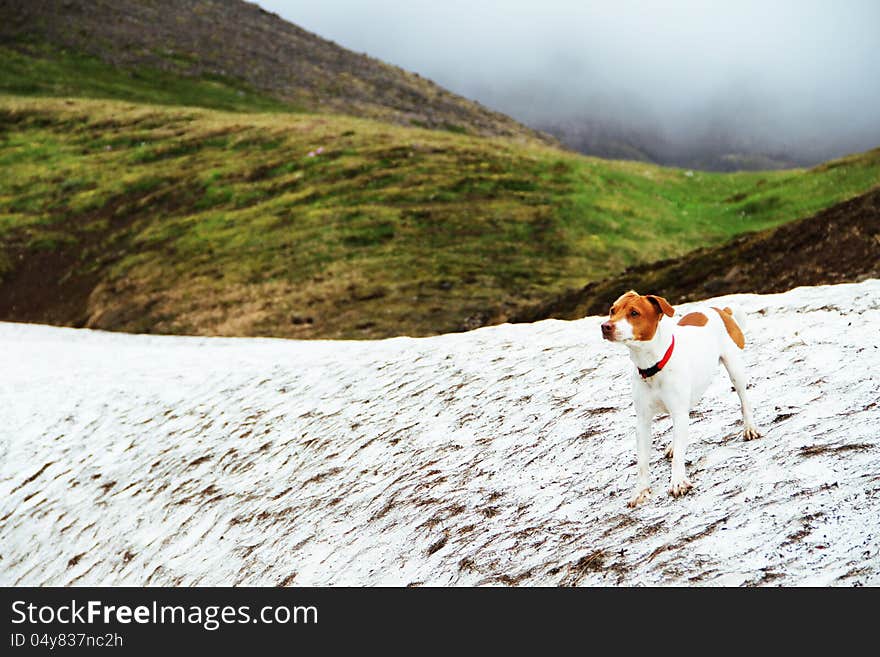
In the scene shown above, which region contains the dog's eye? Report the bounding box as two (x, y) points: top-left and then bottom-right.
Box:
(630, 310), (639, 317)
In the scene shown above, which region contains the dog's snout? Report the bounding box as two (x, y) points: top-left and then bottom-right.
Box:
(601, 321), (614, 339)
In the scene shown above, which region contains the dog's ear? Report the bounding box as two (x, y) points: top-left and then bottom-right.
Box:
(646, 295), (674, 317)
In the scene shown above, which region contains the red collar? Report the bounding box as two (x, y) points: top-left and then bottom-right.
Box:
(638, 335), (675, 379)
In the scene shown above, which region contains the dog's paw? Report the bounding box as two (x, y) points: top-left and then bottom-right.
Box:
(664, 443), (674, 459)
(743, 426), (762, 441)
(627, 487), (652, 508)
(668, 477), (693, 497)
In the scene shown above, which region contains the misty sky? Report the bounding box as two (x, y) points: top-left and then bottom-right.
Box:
(255, 1), (880, 158)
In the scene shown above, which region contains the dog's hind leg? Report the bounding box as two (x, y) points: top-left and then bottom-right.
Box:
(721, 350), (761, 440)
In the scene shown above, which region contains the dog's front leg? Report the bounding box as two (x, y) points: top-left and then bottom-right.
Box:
(627, 400), (652, 507)
(668, 408), (693, 497)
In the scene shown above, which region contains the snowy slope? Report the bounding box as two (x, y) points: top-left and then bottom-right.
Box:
(1, 281), (879, 586)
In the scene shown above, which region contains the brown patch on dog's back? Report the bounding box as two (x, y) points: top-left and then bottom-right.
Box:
(677, 312), (708, 327)
(712, 307), (745, 348)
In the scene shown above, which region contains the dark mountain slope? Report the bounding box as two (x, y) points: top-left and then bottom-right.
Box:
(510, 186), (880, 322)
(0, 0), (550, 142)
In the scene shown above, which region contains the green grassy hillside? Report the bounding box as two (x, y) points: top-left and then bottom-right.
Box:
(0, 45), (295, 113)
(2, 95), (878, 338)
(510, 188), (880, 323)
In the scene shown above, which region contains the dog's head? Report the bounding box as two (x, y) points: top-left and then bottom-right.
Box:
(601, 291), (674, 343)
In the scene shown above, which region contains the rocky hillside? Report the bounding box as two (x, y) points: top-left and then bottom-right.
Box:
(2, 281), (878, 585)
(0, 0), (549, 141)
(511, 184), (880, 323)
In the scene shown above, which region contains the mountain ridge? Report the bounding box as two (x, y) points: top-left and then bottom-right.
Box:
(2, 2), (880, 339)
(0, 0), (552, 143)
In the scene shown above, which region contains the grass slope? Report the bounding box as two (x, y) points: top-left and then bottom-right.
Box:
(1, 95), (879, 338)
(0, 45), (295, 114)
(510, 188), (880, 323)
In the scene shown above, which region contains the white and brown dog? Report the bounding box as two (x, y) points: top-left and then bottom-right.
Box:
(601, 291), (761, 507)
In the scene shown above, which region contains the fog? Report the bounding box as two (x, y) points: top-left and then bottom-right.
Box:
(255, 1), (880, 167)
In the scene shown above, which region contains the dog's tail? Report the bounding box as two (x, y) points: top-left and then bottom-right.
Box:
(723, 304), (748, 333)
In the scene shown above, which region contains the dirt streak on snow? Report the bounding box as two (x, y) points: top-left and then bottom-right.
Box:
(1, 281), (879, 586)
